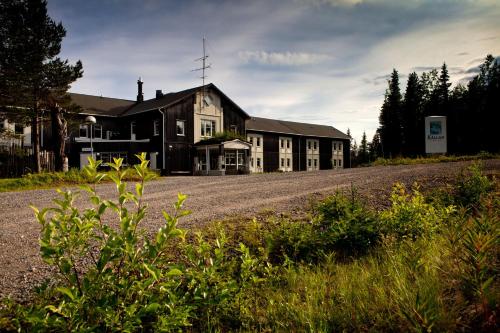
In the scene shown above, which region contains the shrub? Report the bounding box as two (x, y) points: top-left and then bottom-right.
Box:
(455, 162), (494, 210)
(380, 183), (455, 240)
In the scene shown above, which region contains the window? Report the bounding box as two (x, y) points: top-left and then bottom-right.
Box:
(201, 119), (216, 137)
(249, 137), (253, 145)
(308, 159), (311, 167)
(237, 152), (244, 165)
(256, 137), (260, 147)
(256, 158), (261, 167)
(130, 121), (136, 139)
(14, 123), (23, 135)
(333, 159), (337, 167)
(281, 158), (284, 167)
(154, 120), (160, 136)
(339, 143), (342, 151)
(308, 141), (311, 149)
(339, 159), (342, 167)
(94, 124), (102, 139)
(287, 158), (290, 167)
(280, 139), (284, 148)
(314, 159), (317, 167)
(333, 143), (337, 150)
(79, 124), (88, 138)
(0, 121), (4, 130)
(225, 152), (235, 165)
(106, 131), (112, 140)
(313, 141), (317, 150)
(176, 120), (185, 136)
(287, 140), (290, 149)
(230, 125), (237, 133)
(251, 157), (254, 167)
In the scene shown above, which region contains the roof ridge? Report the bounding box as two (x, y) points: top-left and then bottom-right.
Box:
(69, 92), (135, 102)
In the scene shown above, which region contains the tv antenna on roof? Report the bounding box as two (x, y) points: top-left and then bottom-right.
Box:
(192, 37), (211, 109)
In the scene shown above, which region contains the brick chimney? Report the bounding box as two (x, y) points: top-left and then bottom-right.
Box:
(137, 77), (143, 102)
(156, 89), (163, 99)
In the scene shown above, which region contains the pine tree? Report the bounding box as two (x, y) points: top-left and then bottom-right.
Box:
(0, 0), (83, 171)
(378, 69), (403, 157)
(358, 131), (369, 164)
(369, 131), (382, 161)
(401, 72), (424, 156)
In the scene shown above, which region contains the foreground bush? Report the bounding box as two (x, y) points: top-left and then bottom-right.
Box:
(0, 159), (497, 332)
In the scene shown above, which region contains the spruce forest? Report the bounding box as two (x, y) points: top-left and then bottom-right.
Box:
(355, 56), (500, 165)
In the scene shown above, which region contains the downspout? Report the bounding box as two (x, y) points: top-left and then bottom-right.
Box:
(158, 108), (166, 170)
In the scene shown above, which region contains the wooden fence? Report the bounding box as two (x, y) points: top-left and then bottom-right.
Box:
(0, 143), (54, 177)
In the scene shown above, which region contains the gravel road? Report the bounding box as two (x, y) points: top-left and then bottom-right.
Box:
(1, 160), (499, 301)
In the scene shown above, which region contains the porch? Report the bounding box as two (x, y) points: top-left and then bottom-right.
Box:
(193, 139), (251, 176)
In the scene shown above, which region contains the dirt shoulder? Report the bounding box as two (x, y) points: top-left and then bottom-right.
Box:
(1, 160), (499, 301)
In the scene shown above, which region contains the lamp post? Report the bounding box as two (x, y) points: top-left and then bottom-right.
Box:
(85, 116), (96, 160)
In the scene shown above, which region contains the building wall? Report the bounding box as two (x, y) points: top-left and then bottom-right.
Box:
(246, 130), (349, 173)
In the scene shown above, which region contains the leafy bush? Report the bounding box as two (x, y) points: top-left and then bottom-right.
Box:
(380, 183), (455, 240)
(455, 162), (494, 210)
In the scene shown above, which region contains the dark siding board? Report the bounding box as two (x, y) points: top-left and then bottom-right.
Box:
(319, 138), (332, 170)
(164, 97), (194, 143)
(221, 94), (246, 135)
(262, 133), (279, 172)
(166, 143), (191, 173)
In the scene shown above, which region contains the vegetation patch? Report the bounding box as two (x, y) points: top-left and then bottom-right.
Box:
(0, 157), (498, 332)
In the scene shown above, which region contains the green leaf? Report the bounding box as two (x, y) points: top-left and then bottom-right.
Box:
(56, 287), (76, 301)
(166, 268), (183, 277)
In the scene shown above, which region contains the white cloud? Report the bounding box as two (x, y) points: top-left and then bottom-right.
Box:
(238, 51), (331, 66)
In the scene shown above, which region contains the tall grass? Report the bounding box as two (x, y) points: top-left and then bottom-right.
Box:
(371, 152), (499, 166)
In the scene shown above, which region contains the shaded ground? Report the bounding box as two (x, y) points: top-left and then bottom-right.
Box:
(1, 160), (499, 301)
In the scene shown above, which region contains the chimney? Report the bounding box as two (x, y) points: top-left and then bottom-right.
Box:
(136, 77), (143, 102)
(156, 89), (163, 99)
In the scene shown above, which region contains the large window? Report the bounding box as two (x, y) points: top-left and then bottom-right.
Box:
(201, 119), (216, 137)
(176, 120), (185, 136)
(225, 152), (235, 165)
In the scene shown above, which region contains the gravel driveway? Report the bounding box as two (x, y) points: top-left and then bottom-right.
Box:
(1, 160), (499, 301)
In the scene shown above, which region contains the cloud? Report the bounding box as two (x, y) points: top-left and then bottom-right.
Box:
(238, 51), (331, 66)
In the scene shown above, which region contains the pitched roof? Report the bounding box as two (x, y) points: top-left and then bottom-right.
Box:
(122, 83), (250, 118)
(69, 93), (135, 117)
(246, 117), (349, 140)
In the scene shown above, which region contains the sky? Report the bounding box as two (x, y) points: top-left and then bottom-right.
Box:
(47, 0), (500, 143)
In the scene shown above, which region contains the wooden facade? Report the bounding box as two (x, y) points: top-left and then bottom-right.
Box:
(46, 83), (349, 175)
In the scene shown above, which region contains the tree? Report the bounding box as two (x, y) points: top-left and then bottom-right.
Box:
(369, 130), (382, 161)
(0, 0), (83, 171)
(401, 72), (424, 156)
(378, 69), (403, 157)
(357, 131), (369, 164)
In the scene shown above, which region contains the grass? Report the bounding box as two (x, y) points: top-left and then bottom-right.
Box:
(371, 152), (499, 166)
(0, 167), (159, 192)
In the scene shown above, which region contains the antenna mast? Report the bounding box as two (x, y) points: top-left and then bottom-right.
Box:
(192, 37), (211, 109)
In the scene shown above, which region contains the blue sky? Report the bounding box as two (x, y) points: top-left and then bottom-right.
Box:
(47, 0), (500, 143)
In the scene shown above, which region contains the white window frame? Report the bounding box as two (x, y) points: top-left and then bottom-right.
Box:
(176, 120), (185, 136)
(201, 119), (216, 138)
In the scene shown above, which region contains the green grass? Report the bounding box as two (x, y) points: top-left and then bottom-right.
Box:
(371, 152), (499, 166)
(0, 167), (159, 192)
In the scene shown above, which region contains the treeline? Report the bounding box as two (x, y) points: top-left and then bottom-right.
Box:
(352, 55), (499, 165)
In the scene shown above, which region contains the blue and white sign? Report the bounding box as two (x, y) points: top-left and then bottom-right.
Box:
(425, 116), (447, 154)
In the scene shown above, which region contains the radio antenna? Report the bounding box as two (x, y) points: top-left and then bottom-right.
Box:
(192, 37), (211, 109)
